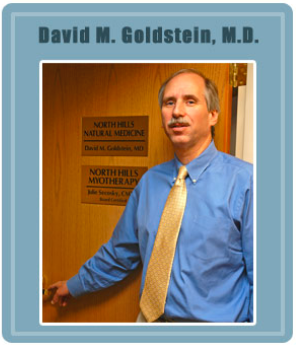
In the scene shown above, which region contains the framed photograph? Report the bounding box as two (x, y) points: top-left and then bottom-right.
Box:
(2, 3), (292, 343)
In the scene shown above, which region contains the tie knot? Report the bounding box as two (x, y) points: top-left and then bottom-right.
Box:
(175, 166), (188, 185)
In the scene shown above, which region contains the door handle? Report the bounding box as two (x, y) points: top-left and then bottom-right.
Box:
(43, 288), (50, 296)
(42, 275), (53, 301)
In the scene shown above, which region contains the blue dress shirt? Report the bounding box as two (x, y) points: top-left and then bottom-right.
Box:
(68, 141), (253, 322)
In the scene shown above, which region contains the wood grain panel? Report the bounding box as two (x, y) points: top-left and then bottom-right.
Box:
(43, 63), (232, 322)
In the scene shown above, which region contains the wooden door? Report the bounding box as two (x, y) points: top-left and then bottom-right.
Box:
(42, 63), (232, 322)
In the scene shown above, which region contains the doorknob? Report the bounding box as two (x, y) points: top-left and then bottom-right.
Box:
(42, 275), (53, 301)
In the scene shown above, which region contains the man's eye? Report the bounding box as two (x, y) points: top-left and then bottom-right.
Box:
(165, 101), (174, 106)
(187, 100), (195, 105)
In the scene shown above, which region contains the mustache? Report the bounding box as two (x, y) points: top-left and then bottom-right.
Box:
(168, 117), (190, 128)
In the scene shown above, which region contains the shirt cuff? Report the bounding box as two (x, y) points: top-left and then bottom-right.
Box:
(67, 274), (86, 298)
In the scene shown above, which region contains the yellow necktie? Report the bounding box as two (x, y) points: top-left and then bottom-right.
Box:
(140, 165), (188, 322)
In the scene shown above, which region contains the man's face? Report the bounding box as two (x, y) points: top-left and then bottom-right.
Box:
(161, 73), (218, 150)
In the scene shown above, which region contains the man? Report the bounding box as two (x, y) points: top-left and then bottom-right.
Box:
(49, 69), (253, 323)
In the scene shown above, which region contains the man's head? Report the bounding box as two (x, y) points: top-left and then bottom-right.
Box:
(158, 69), (220, 153)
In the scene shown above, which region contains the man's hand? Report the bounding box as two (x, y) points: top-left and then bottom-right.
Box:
(48, 281), (72, 307)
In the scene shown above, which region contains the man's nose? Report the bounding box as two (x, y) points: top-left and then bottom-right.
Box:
(172, 101), (185, 118)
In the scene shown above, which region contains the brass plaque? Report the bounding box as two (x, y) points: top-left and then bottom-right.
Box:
(81, 165), (148, 206)
(82, 116), (148, 156)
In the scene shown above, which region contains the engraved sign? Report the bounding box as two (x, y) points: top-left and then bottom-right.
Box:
(82, 116), (148, 156)
(82, 165), (148, 206)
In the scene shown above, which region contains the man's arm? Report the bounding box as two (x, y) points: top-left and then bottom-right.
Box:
(241, 175), (254, 322)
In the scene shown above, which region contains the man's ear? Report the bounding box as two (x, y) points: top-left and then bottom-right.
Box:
(209, 110), (219, 126)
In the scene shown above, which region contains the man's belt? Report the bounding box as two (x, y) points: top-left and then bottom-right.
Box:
(156, 314), (176, 322)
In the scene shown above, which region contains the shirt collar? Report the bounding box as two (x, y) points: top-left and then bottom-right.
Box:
(172, 141), (218, 184)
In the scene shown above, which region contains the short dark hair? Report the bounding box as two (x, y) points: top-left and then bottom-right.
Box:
(158, 69), (220, 138)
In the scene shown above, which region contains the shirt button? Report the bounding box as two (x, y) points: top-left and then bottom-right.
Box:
(193, 179), (197, 184)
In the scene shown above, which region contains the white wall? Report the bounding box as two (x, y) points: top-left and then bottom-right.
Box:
(235, 63), (254, 164)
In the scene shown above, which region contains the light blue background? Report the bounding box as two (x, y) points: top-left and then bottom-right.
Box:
(2, 3), (293, 343)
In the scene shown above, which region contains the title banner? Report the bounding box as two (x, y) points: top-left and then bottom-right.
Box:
(38, 25), (259, 45)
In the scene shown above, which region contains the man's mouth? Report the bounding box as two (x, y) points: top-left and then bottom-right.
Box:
(169, 122), (190, 128)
